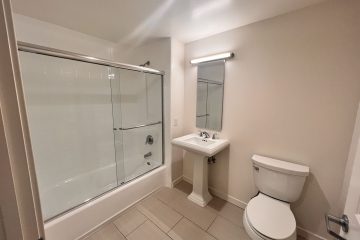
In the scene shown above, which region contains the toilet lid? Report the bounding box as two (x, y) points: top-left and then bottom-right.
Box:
(246, 193), (296, 240)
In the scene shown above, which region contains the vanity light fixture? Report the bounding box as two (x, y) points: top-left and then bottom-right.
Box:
(190, 52), (234, 64)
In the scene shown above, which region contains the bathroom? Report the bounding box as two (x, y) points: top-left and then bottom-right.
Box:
(0, 0), (360, 240)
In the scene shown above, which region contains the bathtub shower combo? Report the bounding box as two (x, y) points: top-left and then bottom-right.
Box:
(18, 42), (164, 221)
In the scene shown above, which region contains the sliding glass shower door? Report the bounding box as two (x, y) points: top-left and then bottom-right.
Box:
(110, 69), (163, 182)
(19, 50), (163, 221)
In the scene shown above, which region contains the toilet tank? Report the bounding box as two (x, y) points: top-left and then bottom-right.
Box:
(252, 155), (310, 202)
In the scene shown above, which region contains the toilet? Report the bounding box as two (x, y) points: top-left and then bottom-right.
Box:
(243, 155), (310, 240)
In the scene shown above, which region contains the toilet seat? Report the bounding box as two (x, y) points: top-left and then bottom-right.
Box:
(245, 193), (296, 240)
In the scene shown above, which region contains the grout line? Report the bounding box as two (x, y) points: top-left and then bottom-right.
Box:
(206, 229), (220, 240)
(181, 215), (220, 240)
(170, 216), (184, 231)
(206, 214), (218, 231)
(142, 217), (175, 240)
(136, 197), (180, 233)
(135, 197), (181, 236)
(165, 217), (184, 240)
(111, 222), (127, 240)
(153, 186), (219, 232)
(125, 219), (148, 237)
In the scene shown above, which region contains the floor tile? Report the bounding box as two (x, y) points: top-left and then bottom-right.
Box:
(113, 208), (146, 236)
(137, 196), (182, 232)
(90, 223), (126, 240)
(168, 218), (216, 240)
(208, 216), (250, 240)
(168, 193), (216, 230)
(206, 196), (244, 226)
(127, 221), (172, 240)
(174, 181), (193, 195)
(154, 187), (186, 204)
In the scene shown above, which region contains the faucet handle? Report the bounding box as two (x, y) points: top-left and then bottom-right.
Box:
(212, 133), (218, 139)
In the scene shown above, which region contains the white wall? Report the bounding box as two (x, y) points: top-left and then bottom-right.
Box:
(13, 14), (115, 59)
(183, 0), (360, 239)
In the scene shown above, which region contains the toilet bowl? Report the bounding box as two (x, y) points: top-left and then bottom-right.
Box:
(243, 193), (296, 240)
(243, 155), (309, 240)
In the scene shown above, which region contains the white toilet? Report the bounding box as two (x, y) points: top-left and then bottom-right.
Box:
(243, 155), (310, 240)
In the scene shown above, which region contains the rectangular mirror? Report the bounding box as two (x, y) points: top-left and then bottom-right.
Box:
(196, 60), (225, 131)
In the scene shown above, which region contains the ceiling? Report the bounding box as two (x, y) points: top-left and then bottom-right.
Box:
(11, 0), (326, 44)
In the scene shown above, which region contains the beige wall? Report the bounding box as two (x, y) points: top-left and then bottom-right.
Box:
(170, 39), (185, 182)
(183, 0), (360, 238)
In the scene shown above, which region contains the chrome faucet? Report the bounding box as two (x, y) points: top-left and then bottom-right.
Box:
(212, 133), (218, 139)
(199, 131), (210, 138)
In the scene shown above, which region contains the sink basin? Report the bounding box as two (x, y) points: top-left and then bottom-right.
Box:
(171, 133), (230, 207)
(171, 134), (229, 157)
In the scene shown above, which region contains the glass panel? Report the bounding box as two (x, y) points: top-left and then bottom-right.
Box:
(19, 52), (120, 220)
(118, 69), (147, 128)
(146, 73), (162, 124)
(206, 83), (223, 130)
(196, 81), (208, 128)
(122, 124), (163, 182)
(196, 60), (225, 131)
(117, 70), (163, 182)
(109, 68), (125, 184)
(19, 51), (163, 221)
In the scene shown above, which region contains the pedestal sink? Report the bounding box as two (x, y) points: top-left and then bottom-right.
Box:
(171, 134), (230, 207)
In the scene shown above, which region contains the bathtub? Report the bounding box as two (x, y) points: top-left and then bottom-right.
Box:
(44, 165), (167, 240)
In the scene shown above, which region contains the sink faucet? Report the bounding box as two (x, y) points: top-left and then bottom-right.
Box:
(199, 131), (210, 138)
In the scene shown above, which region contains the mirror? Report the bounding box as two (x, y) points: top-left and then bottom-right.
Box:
(196, 60), (225, 131)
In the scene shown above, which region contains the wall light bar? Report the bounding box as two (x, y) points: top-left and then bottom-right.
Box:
(190, 52), (234, 64)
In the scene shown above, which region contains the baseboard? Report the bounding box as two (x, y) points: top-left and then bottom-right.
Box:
(176, 175), (328, 240)
(297, 226), (328, 240)
(180, 175), (247, 209)
(182, 175), (192, 185)
(171, 175), (184, 187)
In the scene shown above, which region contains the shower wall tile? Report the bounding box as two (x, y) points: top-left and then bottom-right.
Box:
(20, 52), (117, 219)
(146, 73), (162, 124)
(121, 124), (162, 181)
(118, 69), (147, 128)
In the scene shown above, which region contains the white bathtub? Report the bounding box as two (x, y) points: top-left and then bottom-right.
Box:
(44, 166), (167, 240)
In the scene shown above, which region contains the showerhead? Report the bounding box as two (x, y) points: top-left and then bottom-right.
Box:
(140, 61), (150, 67)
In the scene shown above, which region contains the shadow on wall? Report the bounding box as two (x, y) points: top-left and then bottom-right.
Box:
(0, 207), (6, 240)
(292, 173), (331, 238)
(172, 145), (184, 181)
(208, 147), (230, 202)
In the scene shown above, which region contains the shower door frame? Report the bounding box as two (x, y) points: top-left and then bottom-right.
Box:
(17, 41), (166, 222)
(0, 2), (45, 239)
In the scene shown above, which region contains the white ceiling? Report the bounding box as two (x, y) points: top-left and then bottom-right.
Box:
(11, 0), (326, 44)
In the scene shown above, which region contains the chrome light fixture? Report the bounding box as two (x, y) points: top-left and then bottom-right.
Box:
(190, 52), (234, 64)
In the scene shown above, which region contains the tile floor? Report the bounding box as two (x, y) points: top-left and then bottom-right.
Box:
(83, 181), (306, 240)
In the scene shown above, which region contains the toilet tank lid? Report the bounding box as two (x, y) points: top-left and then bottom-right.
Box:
(252, 155), (310, 176)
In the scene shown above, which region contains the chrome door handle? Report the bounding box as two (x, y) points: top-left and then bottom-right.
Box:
(325, 214), (349, 240)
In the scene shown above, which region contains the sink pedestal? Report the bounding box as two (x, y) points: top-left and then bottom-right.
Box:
(187, 152), (212, 207)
